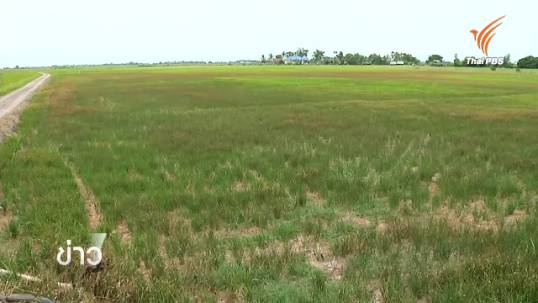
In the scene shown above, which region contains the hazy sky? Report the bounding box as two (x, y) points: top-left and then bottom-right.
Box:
(2, 0), (536, 67)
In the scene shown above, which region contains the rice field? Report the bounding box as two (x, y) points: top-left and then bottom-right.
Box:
(0, 70), (40, 96)
(1, 65), (537, 302)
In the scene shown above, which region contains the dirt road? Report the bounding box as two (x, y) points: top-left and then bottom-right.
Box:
(0, 73), (50, 118)
(0, 73), (50, 141)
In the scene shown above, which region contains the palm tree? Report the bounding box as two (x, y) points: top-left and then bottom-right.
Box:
(334, 51), (344, 65)
(313, 49), (325, 64)
(296, 48), (309, 57)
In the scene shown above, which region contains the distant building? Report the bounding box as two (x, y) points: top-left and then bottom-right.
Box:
(390, 61), (405, 65)
(285, 55), (308, 64)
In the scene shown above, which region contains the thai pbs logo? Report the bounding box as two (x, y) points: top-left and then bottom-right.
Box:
(467, 15), (506, 65)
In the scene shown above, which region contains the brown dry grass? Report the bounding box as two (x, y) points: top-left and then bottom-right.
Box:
(137, 261), (151, 285)
(0, 182), (11, 231)
(248, 235), (346, 281)
(115, 220), (132, 244)
(341, 213), (372, 227)
(427, 200), (499, 232)
(306, 190), (326, 207)
(231, 180), (248, 192)
(0, 111), (22, 143)
(504, 209), (528, 226)
(214, 226), (261, 238)
(0, 209), (12, 231)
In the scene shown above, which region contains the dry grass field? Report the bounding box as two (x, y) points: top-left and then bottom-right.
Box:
(1, 65), (537, 302)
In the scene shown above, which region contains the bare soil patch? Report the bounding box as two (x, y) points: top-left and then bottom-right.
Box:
(285, 235), (345, 280)
(430, 200), (499, 232)
(214, 226), (261, 238)
(368, 280), (385, 303)
(0, 110), (22, 143)
(376, 222), (389, 234)
(231, 181), (248, 192)
(115, 220), (132, 244)
(0, 182), (11, 231)
(429, 172), (441, 199)
(137, 260), (151, 285)
(0, 209), (12, 231)
(64, 160), (103, 230)
(342, 213), (372, 227)
(216, 291), (244, 303)
(504, 209), (527, 227)
(225, 234), (346, 280)
(306, 190), (326, 206)
(167, 209), (193, 236)
(158, 235), (188, 271)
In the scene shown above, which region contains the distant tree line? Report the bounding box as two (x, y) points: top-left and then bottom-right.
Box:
(517, 56), (538, 69)
(262, 49), (419, 65)
(261, 49), (538, 69)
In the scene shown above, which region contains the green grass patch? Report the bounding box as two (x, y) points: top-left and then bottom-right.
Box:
(0, 70), (41, 96)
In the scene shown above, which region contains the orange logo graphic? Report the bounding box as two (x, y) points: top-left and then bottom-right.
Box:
(470, 15), (506, 56)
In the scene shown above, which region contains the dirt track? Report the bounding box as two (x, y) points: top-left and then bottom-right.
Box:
(0, 73), (50, 141)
